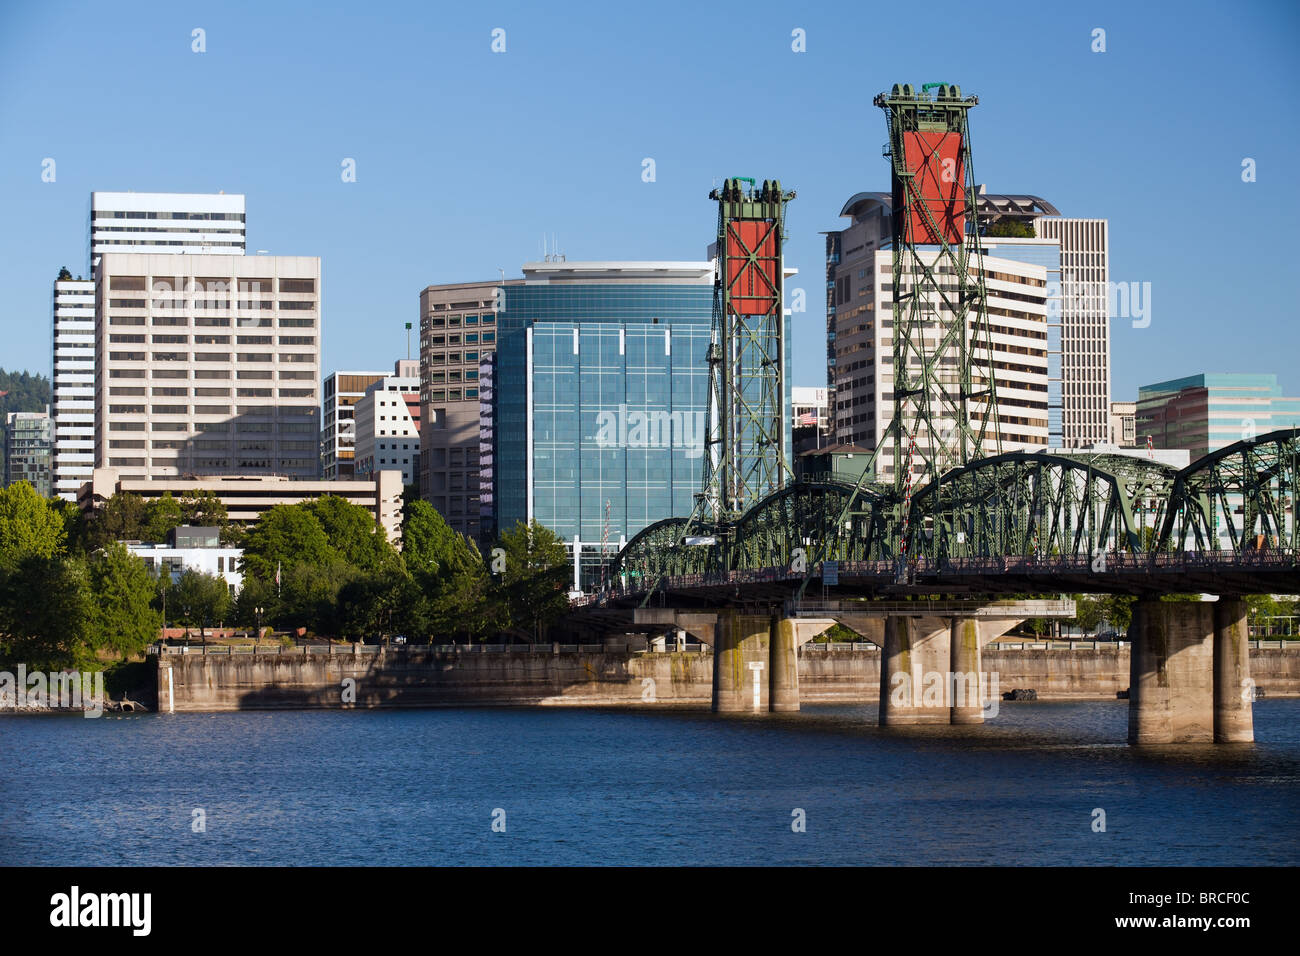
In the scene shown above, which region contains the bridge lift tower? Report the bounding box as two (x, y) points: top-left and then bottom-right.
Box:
(694, 178), (797, 534)
(875, 82), (1002, 495)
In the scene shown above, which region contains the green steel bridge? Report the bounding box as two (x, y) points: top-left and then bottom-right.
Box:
(594, 428), (1300, 606)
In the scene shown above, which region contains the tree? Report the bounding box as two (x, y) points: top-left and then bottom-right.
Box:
(402, 500), (461, 579)
(493, 520), (571, 643)
(180, 489), (228, 529)
(86, 542), (160, 658)
(86, 492), (146, 549)
(0, 554), (91, 669)
(232, 573), (276, 634)
(167, 570), (231, 642)
(306, 495), (397, 573)
(0, 481), (66, 572)
(240, 504), (335, 582)
(48, 496), (88, 554)
(57, 266), (72, 280)
(274, 557), (358, 636)
(338, 569), (411, 641)
(1067, 594), (1105, 633)
(986, 219), (1035, 238)
(142, 493), (184, 543)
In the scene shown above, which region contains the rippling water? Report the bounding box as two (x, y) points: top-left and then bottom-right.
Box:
(3, 700), (1298, 866)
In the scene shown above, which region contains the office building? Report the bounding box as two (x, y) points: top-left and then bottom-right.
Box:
(89, 192), (245, 280)
(353, 360), (420, 486)
(4, 410), (53, 496)
(1137, 373), (1300, 460)
(1110, 400), (1136, 447)
(80, 467), (404, 542)
(486, 261), (719, 587)
(322, 370), (387, 480)
(826, 192), (1051, 479)
(827, 191), (1111, 460)
(52, 276), (96, 498)
(127, 527), (245, 594)
(94, 253), (321, 481)
(1036, 217), (1111, 448)
(418, 279), (518, 539)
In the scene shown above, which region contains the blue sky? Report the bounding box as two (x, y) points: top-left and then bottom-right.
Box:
(1, 0), (1297, 401)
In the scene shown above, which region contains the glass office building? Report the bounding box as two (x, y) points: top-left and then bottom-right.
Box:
(489, 261), (718, 589)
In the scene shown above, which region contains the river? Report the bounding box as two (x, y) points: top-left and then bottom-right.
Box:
(3, 700), (1297, 865)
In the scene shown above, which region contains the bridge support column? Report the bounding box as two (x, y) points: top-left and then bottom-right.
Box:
(950, 617), (984, 725)
(879, 615), (952, 726)
(769, 618), (800, 713)
(1128, 600), (1214, 744)
(712, 611), (772, 713)
(1213, 598), (1254, 743)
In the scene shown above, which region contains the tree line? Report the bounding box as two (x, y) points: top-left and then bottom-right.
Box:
(0, 480), (575, 669)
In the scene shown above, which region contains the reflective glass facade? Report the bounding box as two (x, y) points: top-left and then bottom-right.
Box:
(493, 282), (714, 547)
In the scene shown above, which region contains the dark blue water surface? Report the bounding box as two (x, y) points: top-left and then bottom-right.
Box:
(2, 700), (1298, 866)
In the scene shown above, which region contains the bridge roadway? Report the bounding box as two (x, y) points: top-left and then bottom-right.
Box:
(567, 553), (1276, 745)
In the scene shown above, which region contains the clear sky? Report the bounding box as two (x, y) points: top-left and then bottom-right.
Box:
(1, 0), (1297, 401)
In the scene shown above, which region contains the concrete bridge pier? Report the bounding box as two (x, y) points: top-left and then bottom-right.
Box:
(712, 611), (773, 713)
(950, 617), (984, 725)
(769, 617), (800, 712)
(1213, 598), (1254, 743)
(879, 615), (953, 725)
(1128, 600), (1215, 744)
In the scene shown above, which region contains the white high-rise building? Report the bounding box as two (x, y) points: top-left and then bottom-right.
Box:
(831, 246), (1050, 481)
(827, 192), (1111, 461)
(89, 192), (245, 280)
(353, 361), (421, 486)
(52, 275), (97, 499)
(1035, 218), (1110, 448)
(94, 253), (321, 482)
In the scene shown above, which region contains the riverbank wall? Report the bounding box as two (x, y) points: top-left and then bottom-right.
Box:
(154, 643), (1300, 712)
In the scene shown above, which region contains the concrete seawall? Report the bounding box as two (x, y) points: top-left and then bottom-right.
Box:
(156, 644), (1300, 713)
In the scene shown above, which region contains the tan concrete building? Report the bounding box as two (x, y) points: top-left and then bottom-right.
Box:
(321, 369), (387, 480)
(418, 278), (520, 539)
(94, 253), (321, 481)
(79, 466), (404, 542)
(1110, 400), (1136, 447)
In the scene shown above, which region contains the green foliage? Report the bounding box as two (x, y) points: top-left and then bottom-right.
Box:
(306, 495), (397, 572)
(87, 542), (160, 658)
(0, 481), (66, 571)
(180, 490), (228, 529)
(0, 554), (91, 669)
(274, 557), (359, 635)
(240, 503), (335, 581)
(57, 266), (72, 281)
(818, 623), (861, 643)
(493, 520), (571, 642)
(142, 493), (184, 543)
(985, 219), (1035, 238)
(167, 569), (231, 640)
(1067, 594), (1105, 632)
(86, 493), (146, 549)
(338, 569), (412, 640)
(49, 496), (88, 553)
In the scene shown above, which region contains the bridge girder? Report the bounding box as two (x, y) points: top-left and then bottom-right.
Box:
(908, 451), (1180, 561)
(1158, 429), (1300, 555)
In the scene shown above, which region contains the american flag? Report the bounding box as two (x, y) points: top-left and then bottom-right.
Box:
(797, 411), (817, 426)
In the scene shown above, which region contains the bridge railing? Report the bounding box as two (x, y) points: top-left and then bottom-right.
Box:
(571, 549), (1298, 606)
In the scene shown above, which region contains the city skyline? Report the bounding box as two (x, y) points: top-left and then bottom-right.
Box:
(2, 0), (1297, 406)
